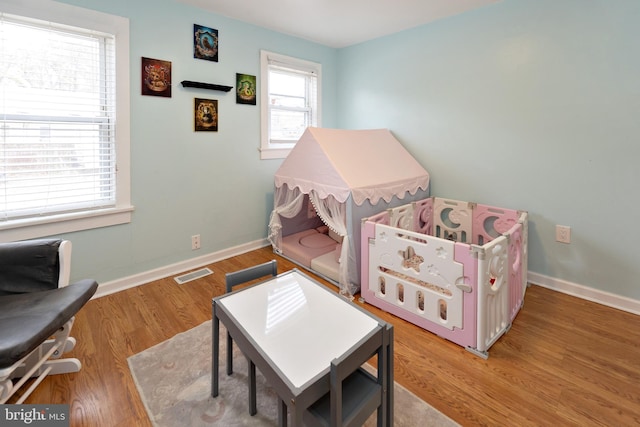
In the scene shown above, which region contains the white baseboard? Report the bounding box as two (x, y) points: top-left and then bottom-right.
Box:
(93, 239), (270, 299)
(528, 271), (640, 316)
(93, 244), (640, 317)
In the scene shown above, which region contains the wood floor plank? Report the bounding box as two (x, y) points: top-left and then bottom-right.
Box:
(11, 246), (640, 427)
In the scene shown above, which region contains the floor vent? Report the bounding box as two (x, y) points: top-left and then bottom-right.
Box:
(174, 267), (213, 284)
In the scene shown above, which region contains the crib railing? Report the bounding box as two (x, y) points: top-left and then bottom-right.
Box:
(361, 197), (528, 358)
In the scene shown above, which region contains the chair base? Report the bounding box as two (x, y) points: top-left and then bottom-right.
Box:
(0, 318), (82, 404)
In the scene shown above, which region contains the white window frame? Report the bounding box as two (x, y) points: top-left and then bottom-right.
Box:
(260, 50), (321, 160)
(0, 0), (132, 242)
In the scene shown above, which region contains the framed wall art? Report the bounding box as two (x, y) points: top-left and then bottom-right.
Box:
(194, 24), (218, 62)
(141, 57), (171, 97)
(236, 73), (256, 105)
(194, 98), (218, 131)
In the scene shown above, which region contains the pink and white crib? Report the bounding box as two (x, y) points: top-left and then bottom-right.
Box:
(360, 197), (528, 358)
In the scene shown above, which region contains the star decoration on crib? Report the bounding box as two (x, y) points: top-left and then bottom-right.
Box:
(399, 246), (424, 273)
(436, 246), (448, 259)
(427, 264), (441, 278)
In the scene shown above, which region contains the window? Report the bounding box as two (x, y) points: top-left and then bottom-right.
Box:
(260, 51), (321, 159)
(0, 0), (131, 241)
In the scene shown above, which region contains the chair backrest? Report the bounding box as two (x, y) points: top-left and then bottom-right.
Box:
(306, 323), (392, 427)
(225, 260), (278, 293)
(331, 326), (385, 427)
(0, 239), (70, 295)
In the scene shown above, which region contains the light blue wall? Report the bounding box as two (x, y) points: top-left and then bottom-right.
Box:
(49, 0), (639, 302)
(54, 0), (338, 283)
(337, 0), (640, 299)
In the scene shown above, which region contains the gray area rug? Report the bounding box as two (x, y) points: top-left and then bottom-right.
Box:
(128, 321), (459, 426)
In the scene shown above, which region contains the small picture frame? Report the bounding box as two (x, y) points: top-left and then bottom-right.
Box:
(194, 98), (218, 131)
(236, 73), (256, 105)
(141, 57), (171, 97)
(194, 24), (218, 62)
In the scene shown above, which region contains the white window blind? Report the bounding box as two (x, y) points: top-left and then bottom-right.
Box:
(0, 13), (117, 222)
(260, 50), (321, 159)
(268, 61), (318, 144)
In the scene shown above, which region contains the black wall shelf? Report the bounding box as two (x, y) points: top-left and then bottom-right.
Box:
(181, 80), (233, 92)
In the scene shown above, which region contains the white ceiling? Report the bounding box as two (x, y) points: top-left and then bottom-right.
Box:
(177, 0), (500, 48)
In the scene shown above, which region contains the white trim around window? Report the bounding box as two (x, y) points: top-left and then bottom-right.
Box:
(0, 0), (132, 241)
(260, 50), (321, 160)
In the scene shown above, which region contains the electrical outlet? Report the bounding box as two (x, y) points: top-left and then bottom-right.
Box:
(555, 225), (571, 244)
(191, 234), (201, 250)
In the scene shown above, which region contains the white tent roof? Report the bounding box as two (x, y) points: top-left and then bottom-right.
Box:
(274, 127), (430, 206)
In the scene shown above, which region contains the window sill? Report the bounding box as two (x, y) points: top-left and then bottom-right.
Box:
(0, 206), (135, 242)
(260, 146), (294, 160)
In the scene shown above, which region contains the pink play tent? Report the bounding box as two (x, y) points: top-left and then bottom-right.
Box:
(268, 127), (430, 298)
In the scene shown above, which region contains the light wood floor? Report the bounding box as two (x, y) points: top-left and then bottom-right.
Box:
(15, 246), (640, 426)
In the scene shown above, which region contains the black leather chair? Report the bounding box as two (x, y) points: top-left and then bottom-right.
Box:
(224, 259), (278, 415)
(0, 239), (98, 404)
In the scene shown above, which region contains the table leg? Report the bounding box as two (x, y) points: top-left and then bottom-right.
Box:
(377, 327), (388, 427)
(212, 311), (220, 397)
(249, 358), (257, 415)
(227, 332), (233, 375)
(386, 324), (394, 427)
(291, 404), (302, 427)
(278, 399), (287, 427)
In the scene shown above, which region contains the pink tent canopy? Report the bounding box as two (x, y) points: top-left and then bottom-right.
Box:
(274, 127), (430, 206)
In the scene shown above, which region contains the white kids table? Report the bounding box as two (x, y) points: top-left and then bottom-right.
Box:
(211, 269), (392, 426)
